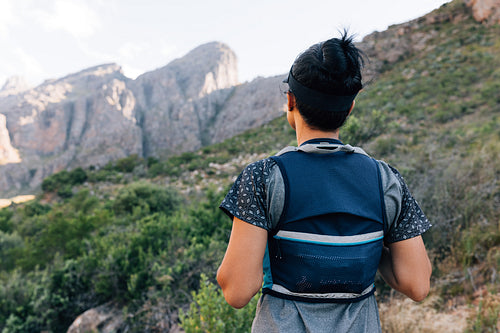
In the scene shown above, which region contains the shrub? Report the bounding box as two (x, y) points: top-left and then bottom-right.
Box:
(0, 231), (23, 270)
(112, 182), (182, 217)
(179, 274), (259, 333)
(466, 292), (500, 333)
(0, 208), (14, 233)
(22, 201), (51, 218)
(114, 154), (143, 173)
(41, 168), (88, 194)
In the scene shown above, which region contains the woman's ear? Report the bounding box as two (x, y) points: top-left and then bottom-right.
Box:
(348, 100), (355, 116)
(287, 92), (296, 112)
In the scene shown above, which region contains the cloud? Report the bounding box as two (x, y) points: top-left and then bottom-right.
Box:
(121, 64), (144, 80)
(0, 46), (45, 86)
(118, 42), (148, 61)
(12, 48), (45, 77)
(0, 0), (16, 38)
(117, 41), (179, 79)
(33, 0), (101, 39)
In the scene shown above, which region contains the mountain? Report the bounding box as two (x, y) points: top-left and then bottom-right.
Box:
(0, 42), (285, 197)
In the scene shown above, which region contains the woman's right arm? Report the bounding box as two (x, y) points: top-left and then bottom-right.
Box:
(217, 217), (268, 308)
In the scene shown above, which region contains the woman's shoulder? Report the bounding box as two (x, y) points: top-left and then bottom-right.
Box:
(241, 157), (279, 178)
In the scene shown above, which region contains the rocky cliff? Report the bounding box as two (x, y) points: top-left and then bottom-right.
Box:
(358, 0), (500, 81)
(0, 42), (284, 197)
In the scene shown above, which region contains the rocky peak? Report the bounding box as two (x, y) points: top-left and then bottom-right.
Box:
(0, 114), (21, 164)
(137, 42), (238, 100)
(53, 63), (126, 87)
(168, 41), (238, 97)
(0, 76), (31, 97)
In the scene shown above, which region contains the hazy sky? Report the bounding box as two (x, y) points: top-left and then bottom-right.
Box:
(0, 0), (452, 87)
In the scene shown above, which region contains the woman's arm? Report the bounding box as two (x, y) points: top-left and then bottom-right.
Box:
(217, 216), (268, 308)
(378, 235), (432, 302)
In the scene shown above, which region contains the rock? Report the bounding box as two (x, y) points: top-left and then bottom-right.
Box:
(0, 113), (21, 164)
(66, 303), (124, 333)
(0, 76), (31, 97)
(466, 0), (500, 24)
(0, 64), (144, 196)
(133, 42), (239, 156)
(211, 75), (286, 143)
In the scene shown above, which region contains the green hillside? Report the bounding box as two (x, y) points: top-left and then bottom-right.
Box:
(1, 1), (499, 332)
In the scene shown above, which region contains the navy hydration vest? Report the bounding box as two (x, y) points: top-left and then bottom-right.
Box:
(262, 139), (386, 303)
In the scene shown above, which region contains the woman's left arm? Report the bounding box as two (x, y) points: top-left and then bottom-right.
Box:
(217, 216), (268, 308)
(378, 235), (432, 301)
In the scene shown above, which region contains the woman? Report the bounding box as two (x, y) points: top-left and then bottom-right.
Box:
(216, 31), (432, 333)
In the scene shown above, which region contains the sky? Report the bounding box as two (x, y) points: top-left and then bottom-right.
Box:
(0, 0), (452, 88)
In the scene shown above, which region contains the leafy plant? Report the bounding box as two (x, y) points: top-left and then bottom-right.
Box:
(179, 274), (259, 333)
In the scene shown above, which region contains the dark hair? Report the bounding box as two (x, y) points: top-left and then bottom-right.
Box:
(290, 31), (365, 131)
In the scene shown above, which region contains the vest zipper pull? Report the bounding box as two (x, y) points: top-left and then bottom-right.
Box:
(275, 238), (282, 259)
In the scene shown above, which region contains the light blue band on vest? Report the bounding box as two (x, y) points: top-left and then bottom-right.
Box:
(271, 283), (375, 300)
(274, 230), (384, 246)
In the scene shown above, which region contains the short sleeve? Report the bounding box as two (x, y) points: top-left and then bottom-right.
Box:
(219, 158), (278, 231)
(384, 165), (432, 243)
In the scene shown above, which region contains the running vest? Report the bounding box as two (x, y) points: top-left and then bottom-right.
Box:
(262, 139), (386, 303)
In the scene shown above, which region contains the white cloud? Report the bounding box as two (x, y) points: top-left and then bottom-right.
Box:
(0, 0), (15, 38)
(117, 41), (180, 79)
(0, 46), (45, 86)
(118, 41), (179, 62)
(12, 47), (46, 79)
(33, 0), (101, 39)
(160, 43), (179, 58)
(118, 42), (148, 61)
(121, 64), (144, 80)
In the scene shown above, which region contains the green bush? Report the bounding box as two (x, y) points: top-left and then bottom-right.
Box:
(0, 231), (23, 270)
(114, 154), (143, 173)
(179, 274), (259, 333)
(0, 208), (14, 233)
(68, 167), (87, 184)
(112, 182), (182, 217)
(22, 202), (51, 218)
(41, 168), (87, 194)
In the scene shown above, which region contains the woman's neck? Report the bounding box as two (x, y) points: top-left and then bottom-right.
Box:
(294, 115), (339, 145)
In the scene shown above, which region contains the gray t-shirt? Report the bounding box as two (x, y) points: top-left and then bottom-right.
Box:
(220, 149), (431, 333)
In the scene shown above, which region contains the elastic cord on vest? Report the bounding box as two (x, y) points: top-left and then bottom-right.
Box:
(283, 68), (357, 112)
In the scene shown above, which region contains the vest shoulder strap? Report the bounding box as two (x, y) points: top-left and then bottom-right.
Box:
(275, 143), (370, 157)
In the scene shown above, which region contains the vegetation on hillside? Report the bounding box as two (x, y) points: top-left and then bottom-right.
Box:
(0, 117), (297, 332)
(0, 1), (499, 332)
